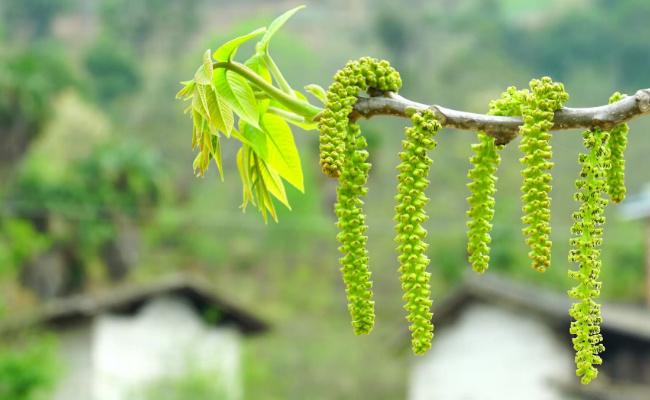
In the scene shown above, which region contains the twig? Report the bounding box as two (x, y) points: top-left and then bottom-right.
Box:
(347, 89), (650, 145)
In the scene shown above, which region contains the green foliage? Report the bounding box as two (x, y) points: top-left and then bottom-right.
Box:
(10, 140), (163, 256)
(395, 109), (440, 354)
(177, 7), (319, 222)
(1, 0), (73, 39)
(84, 34), (141, 102)
(0, 43), (76, 134)
(0, 335), (60, 400)
(0, 218), (51, 278)
(99, 0), (203, 50)
(568, 127), (610, 385)
(519, 78), (568, 272)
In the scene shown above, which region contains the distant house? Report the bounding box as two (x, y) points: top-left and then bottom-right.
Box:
(409, 273), (650, 400)
(0, 275), (267, 400)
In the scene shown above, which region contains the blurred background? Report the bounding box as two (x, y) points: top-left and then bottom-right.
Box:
(0, 0), (649, 399)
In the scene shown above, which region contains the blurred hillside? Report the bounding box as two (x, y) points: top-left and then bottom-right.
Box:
(1, 0), (649, 399)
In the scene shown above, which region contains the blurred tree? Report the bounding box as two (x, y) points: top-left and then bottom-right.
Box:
(99, 0), (203, 51)
(0, 43), (77, 174)
(0, 335), (60, 400)
(1, 0), (75, 40)
(504, 0), (650, 91)
(84, 34), (141, 103)
(6, 140), (165, 298)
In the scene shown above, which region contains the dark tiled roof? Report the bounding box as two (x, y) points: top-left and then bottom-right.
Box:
(435, 273), (650, 342)
(0, 274), (267, 335)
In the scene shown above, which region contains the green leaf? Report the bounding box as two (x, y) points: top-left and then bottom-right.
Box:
(192, 88), (209, 121)
(258, 157), (290, 209)
(205, 87), (234, 137)
(194, 56), (212, 85)
(258, 5), (305, 53)
(214, 27), (266, 62)
(197, 84), (211, 120)
(244, 54), (272, 85)
(176, 80), (196, 98)
(214, 68), (260, 128)
(237, 146), (255, 210)
(211, 134), (224, 181)
(240, 115), (304, 192)
(304, 84), (327, 103)
(203, 49), (214, 84)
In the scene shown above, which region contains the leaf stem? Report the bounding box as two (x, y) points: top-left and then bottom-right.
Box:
(213, 61), (322, 120)
(266, 106), (305, 124)
(263, 54), (296, 98)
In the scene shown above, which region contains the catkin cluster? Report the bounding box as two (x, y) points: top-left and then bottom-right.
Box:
(395, 108), (441, 355)
(321, 58), (401, 335)
(568, 128), (610, 385)
(319, 58), (402, 178)
(466, 132), (500, 273)
(335, 123), (374, 335)
(519, 77), (568, 272)
(606, 92), (629, 204)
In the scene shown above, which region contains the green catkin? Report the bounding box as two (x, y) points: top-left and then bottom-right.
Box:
(335, 123), (374, 335)
(465, 87), (525, 273)
(519, 77), (568, 272)
(320, 58), (401, 335)
(466, 132), (500, 273)
(465, 89), (525, 274)
(395, 109), (441, 355)
(606, 92), (629, 204)
(319, 58), (402, 178)
(568, 128), (609, 385)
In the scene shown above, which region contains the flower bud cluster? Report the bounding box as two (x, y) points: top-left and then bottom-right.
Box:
(568, 128), (610, 385)
(319, 58), (402, 178)
(394, 109), (441, 355)
(519, 77), (568, 272)
(605, 92), (629, 204)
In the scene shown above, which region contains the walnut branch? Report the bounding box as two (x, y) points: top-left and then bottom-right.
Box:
(347, 89), (650, 146)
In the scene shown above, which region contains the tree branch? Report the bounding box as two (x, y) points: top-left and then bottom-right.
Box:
(348, 89), (650, 145)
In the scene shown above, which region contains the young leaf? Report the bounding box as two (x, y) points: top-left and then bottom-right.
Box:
(197, 84), (211, 121)
(205, 87), (234, 137)
(304, 84), (327, 103)
(203, 49), (214, 85)
(210, 134), (224, 181)
(177, 80), (196, 98)
(214, 68), (260, 128)
(192, 88), (209, 121)
(214, 27), (267, 62)
(257, 157), (290, 209)
(258, 5), (305, 53)
(237, 146), (255, 209)
(194, 50), (213, 85)
(241, 115), (304, 192)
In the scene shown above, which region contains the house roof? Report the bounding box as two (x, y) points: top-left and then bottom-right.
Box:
(0, 274), (268, 335)
(434, 273), (650, 342)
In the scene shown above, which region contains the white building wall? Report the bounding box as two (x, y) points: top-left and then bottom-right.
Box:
(92, 295), (241, 400)
(52, 323), (93, 400)
(409, 303), (578, 400)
